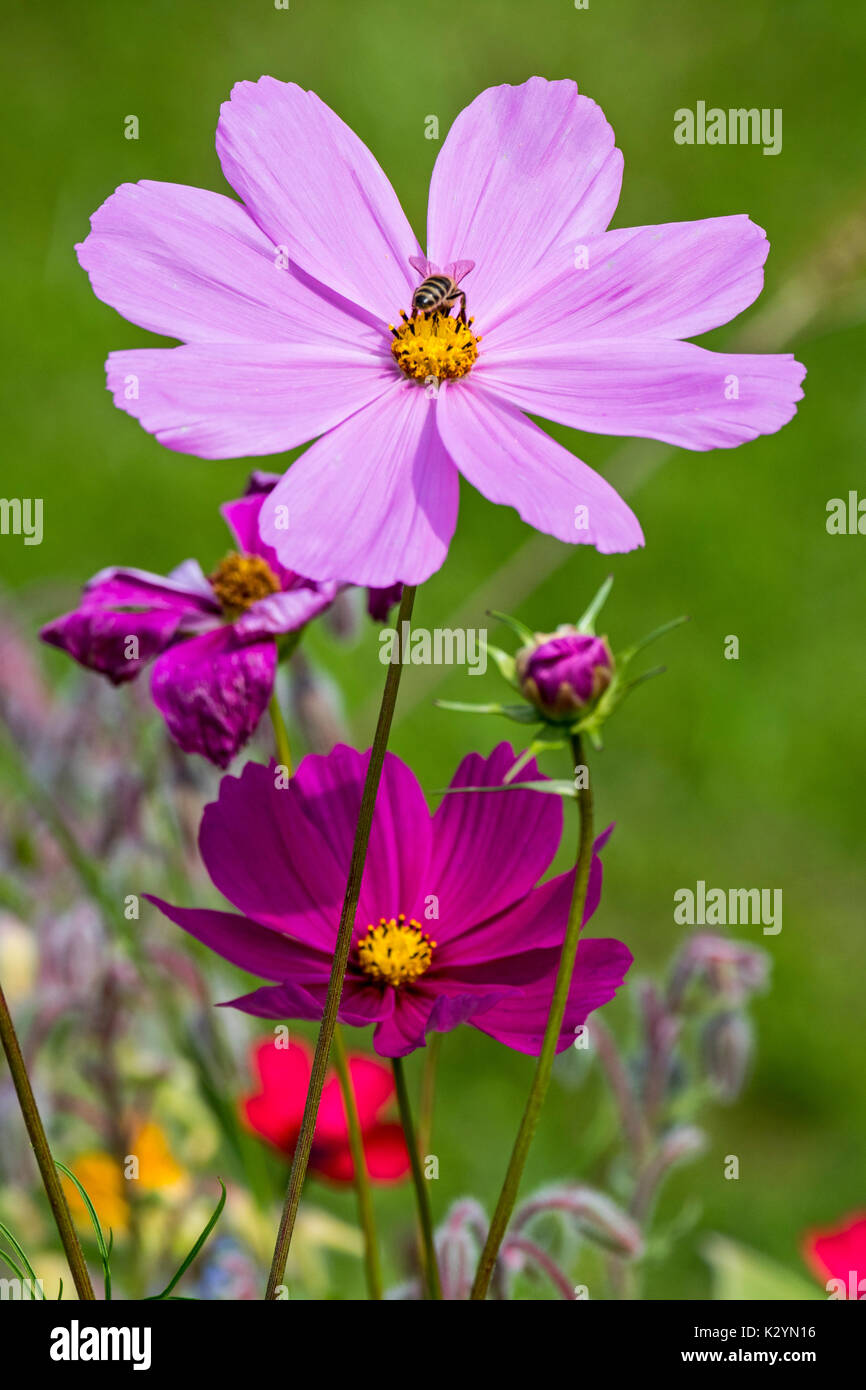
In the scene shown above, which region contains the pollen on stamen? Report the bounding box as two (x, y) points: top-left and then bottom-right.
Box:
(389, 311), (480, 383)
(208, 551), (281, 618)
(356, 915), (436, 988)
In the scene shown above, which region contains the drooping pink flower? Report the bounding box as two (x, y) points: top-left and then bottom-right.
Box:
(147, 743), (632, 1058)
(241, 1037), (409, 1184)
(40, 473), (340, 768)
(76, 77), (805, 588)
(803, 1212), (866, 1299)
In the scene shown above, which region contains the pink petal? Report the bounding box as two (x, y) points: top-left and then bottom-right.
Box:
(76, 179), (377, 347)
(105, 343), (394, 459)
(436, 381), (644, 553)
(478, 338), (806, 450)
(427, 78), (622, 324)
(259, 382), (459, 586)
(481, 215), (770, 348)
(216, 78), (421, 321)
(150, 627), (276, 768)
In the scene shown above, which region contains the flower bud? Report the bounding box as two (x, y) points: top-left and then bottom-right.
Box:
(701, 1010), (753, 1102)
(516, 627), (614, 719)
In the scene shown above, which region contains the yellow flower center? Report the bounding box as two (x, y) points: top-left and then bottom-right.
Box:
(356, 914), (436, 987)
(389, 312), (480, 382)
(209, 551), (281, 617)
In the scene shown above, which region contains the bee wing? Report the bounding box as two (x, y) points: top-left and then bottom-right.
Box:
(444, 259), (476, 284)
(408, 255), (441, 279)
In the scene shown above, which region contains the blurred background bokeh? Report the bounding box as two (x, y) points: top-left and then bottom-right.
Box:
(1, 0), (864, 1298)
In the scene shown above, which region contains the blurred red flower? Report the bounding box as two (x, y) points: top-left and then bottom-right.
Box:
(241, 1037), (409, 1185)
(803, 1211), (866, 1299)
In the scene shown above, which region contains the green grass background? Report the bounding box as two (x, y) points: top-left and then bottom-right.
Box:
(1, 0), (864, 1297)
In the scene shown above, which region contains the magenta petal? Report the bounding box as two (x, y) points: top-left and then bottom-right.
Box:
(75, 178), (368, 346)
(372, 993), (436, 1059)
(198, 760), (347, 947)
(40, 567), (214, 683)
(42, 604), (183, 685)
(437, 381), (644, 554)
(151, 627), (276, 768)
(427, 78), (622, 324)
(479, 338), (806, 451)
(471, 938), (633, 1054)
(425, 990), (509, 1036)
(427, 744), (563, 943)
(216, 77), (421, 321)
(288, 745), (433, 928)
(259, 382), (459, 586)
(105, 343), (393, 459)
(144, 896), (330, 983)
(222, 981), (325, 1021)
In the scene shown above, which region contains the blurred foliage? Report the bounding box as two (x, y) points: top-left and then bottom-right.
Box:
(1, 0), (865, 1298)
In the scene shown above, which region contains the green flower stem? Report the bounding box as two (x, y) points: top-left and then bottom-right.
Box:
(265, 583), (417, 1299)
(268, 691), (292, 775)
(392, 1056), (442, 1300)
(0, 977), (95, 1300)
(470, 735), (594, 1300)
(418, 1030), (441, 1159)
(331, 1025), (383, 1300)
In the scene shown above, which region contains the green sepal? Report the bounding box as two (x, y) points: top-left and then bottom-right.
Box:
(435, 699), (542, 724)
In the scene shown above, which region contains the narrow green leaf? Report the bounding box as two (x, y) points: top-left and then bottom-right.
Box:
(436, 779), (577, 798)
(577, 575), (614, 633)
(0, 1220), (42, 1290)
(482, 639), (518, 688)
(487, 609), (535, 645)
(55, 1160), (112, 1301)
(146, 1179), (227, 1301)
(619, 615), (690, 665)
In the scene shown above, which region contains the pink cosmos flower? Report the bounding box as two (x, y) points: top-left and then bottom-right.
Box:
(803, 1212), (866, 1299)
(40, 473), (396, 768)
(147, 742), (632, 1058)
(76, 77), (805, 588)
(241, 1037), (409, 1184)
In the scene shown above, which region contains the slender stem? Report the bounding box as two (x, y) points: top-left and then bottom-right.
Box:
(331, 1025), (383, 1300)
(0, 978), (95, 1300)
(265, 583), (417, 1299)
(470, 735), (594, 1300)
(392, 1057), (442, 1300)
(268, 691), (292, 775)
(418, 1031), (441, 1159)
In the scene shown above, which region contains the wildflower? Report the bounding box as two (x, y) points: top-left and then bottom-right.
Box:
(40, 474), (335, 768)
(76, 78), (804, 586)
(62, 1122), (186, 1235)
(241, 1037), (409, 1183)
(148, 743), (631, 1057)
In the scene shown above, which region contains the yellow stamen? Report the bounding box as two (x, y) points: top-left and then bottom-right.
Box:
(390, 312), (480, 382)
(356, 913), (436, 987)
(209, 551), (280, 617)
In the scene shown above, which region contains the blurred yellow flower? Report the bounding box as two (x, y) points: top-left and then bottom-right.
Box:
(61, 1121), (187, 1236)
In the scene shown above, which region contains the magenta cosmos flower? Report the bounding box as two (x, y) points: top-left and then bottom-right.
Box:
(76, 77), (805, 587)
(147, 742), (632, 1057)
(40, 472), (342, 767)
